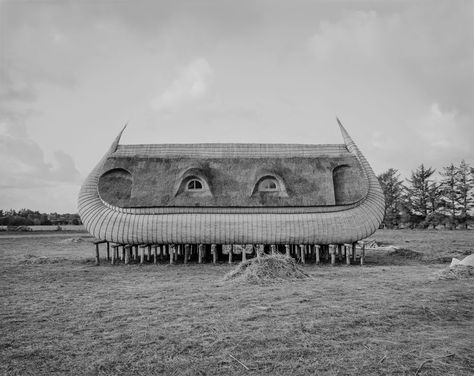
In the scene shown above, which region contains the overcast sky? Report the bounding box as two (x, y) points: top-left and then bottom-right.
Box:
(1, 0), (473, 213)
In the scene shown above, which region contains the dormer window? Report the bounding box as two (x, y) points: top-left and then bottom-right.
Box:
(187, 179), (203, 191)
(258, 178), (279, 192)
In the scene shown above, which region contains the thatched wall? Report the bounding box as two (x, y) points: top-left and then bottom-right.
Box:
(98, 145), (367, 208)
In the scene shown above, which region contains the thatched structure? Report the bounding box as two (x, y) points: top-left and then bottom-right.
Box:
(78, 120), (384, 264)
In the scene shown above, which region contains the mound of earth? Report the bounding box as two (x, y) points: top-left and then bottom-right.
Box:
(223, 253), (310, 283)
(21, 254), (67, 264)
(388, 247), (423, 260)
(60, 237), (86, 244)
(438, 265), (474, 280)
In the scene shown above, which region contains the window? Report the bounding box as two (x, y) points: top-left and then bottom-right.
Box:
(187, 179), (203, 191)
(258, 178), (279, 192)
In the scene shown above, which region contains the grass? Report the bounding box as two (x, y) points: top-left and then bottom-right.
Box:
(0, 230), (473, 375)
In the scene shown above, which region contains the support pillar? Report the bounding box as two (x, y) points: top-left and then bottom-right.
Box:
(198, 244), (204, 264)
(285, 245), (290, 257)
(95, 243), (100, 266)
(184, 244), (190, 264)
(106, 242), (110, 261)
(315, 245), (320, 264)
(300, 245), (306, 264)
(360, 242), (365, 266)
(329, 245), (336, 266)
(211, 244), (217, 264)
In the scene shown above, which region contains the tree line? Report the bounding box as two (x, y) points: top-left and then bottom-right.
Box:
(0, 209), (82, 226)
(378, 160), (473, 229)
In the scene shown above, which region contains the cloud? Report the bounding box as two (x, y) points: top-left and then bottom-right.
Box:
(0, 121), (81, 189)
(307, 3), (474, 116)
(150, 58), (213, 112)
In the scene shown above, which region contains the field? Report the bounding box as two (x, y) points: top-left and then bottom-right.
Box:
(0, 230), (472, 376)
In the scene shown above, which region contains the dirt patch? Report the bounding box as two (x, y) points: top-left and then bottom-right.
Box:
(388, 247), (423, 260)
(20, 254), (68, 264)
(438, 265), (474, 280)
(59, 237), (87, 244)
(223, 253), (310, 283)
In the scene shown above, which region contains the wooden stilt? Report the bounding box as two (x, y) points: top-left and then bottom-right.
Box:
(140, 246), (145, 264)
(95, 243), (100, 265)
(360, 242), (365, 266)
(285, 245), (290, 257)
(242, 246), (247, 262)
(169, 244), (175, 264)
(147, 245), (151, 261)
(111, 245), (117, 265)
(197, 244), (203, 264)
(228, 245), (233, 264)
(121, 245), (125, 261)
(330, 245), (336, 265)
(153, 246), (158, 264)
(211, 244), (217, 264)
(315, 245), (320, 264)
(270, 245), (276, 254)
(352, 242), (357, 262)
(184, 244), (190, 264)
(106, 242), (110, 261)
(300, 245), (306, 264)
(124, 245), (131, 264)
(337, 244), (342, 262)
(345, 244), (351, 265)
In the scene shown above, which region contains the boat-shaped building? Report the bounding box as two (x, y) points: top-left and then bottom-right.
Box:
(78, 120), (384, 264)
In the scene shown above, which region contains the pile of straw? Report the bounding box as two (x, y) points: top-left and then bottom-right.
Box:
(21, 254), (66, 264)
(438, 265), (474, 280)
(223, 253), (310, 283)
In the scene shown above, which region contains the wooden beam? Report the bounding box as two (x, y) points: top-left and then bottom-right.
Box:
(315, 245), (320, 264)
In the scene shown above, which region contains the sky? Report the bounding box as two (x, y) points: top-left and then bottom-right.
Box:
(0, 0), (473, 213)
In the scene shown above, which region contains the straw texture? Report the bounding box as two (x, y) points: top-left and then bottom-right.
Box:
(77, 122), (385, 245)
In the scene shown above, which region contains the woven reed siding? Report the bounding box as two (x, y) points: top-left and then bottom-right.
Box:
(78, 124), (385, 245)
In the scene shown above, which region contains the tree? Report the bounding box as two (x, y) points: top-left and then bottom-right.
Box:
(439, 163), (459, 223)
(377, 168), (404, 228)
(456, 160), (474, 225)
(405, 164), (439, 224)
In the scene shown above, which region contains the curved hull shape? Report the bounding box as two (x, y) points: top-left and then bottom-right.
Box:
(78, 122), (385, 245)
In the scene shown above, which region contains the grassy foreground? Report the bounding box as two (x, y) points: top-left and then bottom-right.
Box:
(0, 230), (472, 375)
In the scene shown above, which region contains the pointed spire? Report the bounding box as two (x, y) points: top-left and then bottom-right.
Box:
(336, 117), (353, 147)
(109, 123), (127, 153)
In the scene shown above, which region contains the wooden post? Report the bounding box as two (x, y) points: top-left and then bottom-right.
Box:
(242, 246), (247, 262)
(300, 245), (306, 264)
(169, 244), (175, 264)
(111, 245), (116, 265)
(198, 244), (204, 264)
(184, 244), (190, 264)
(360, 242), (365, 266)
(140, 246), (145, 264)
(315, 245), (320, 264)
(296, 245), (301, 262)
(352, 242), (357, 262)
(228, 245), (233, 264)
(124, 245), (130, 264)
(330, 245), (336, 266)
(270, 245), (276, 254)
(106, 242), (110, 261)
(285, 245), (290, 257)
(345, 244), (351, 265)
(337, 244), (342, 262)
(95, 243), (100, 265)
(153, 246), (158, 264)
(211, 244), (217, 264)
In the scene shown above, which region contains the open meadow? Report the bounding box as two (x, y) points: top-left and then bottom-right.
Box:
(0, 229), (473, 376)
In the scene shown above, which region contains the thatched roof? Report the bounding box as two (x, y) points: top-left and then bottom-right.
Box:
(98, 143), (367, 208)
